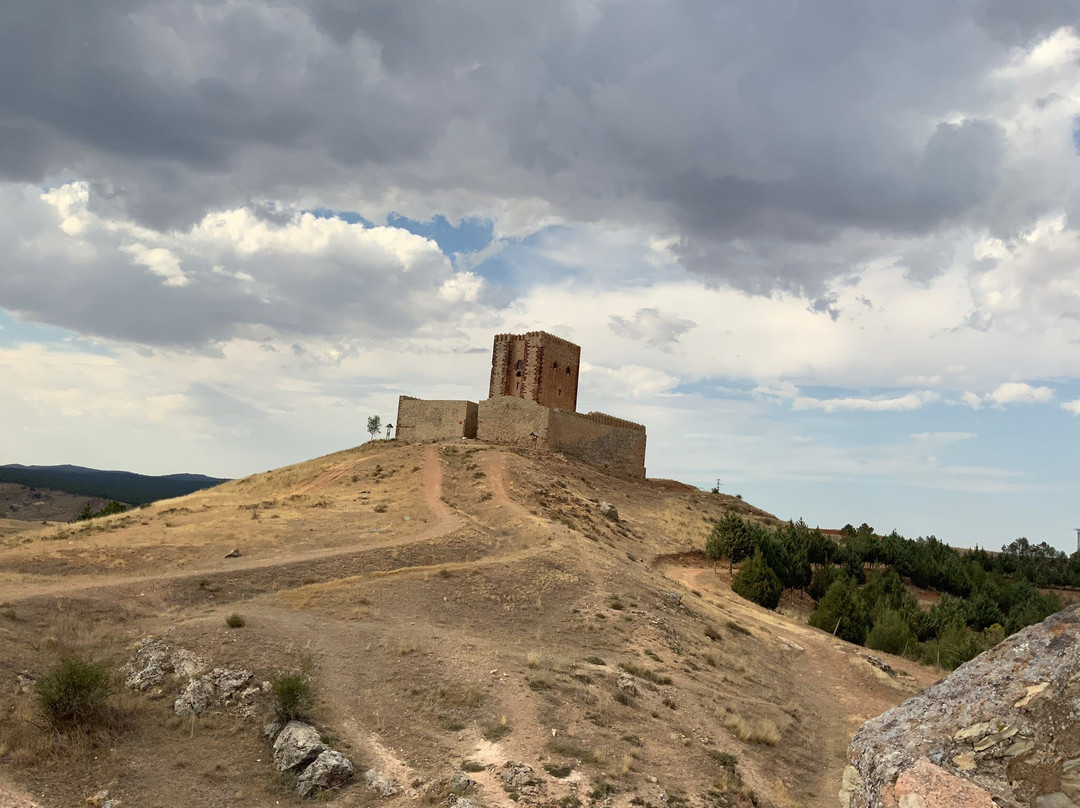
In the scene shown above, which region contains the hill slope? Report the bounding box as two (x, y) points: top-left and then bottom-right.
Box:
(0, 464), (228, 507)
(0, 441), (940, 808)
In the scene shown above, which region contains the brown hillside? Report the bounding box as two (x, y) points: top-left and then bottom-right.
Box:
(0, 441), (940, 808)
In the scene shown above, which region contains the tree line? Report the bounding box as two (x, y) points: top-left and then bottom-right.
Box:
(706, 514), (1064, 669)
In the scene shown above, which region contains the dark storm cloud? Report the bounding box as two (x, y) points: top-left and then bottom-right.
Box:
(0, 0), (1076, 339)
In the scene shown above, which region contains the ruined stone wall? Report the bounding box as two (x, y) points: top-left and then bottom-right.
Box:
(475, 396), (551, 447)
(548, 409), (646, 478)
(396, 396), (478, 442)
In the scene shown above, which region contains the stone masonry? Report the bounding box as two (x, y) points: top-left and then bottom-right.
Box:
(488, 331), (581, 411)
(396, 332), (646, 477)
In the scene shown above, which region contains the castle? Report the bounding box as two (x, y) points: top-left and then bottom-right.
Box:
(396, 331), (647, 477)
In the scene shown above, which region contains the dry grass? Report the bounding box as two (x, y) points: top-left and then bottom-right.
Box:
(526, 650), (541, 668)
(723, 713), (781, 746)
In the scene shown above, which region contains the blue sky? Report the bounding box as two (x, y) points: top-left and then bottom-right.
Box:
(2, 2), (1080, 553)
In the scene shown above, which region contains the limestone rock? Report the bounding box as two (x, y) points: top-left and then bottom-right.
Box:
(845, 604), (1080, 808)
(124, 637), (172, 690)
(296, 750), (353, 798)
(174, 677), (215, 717)
(169, 648), (206, 679)
(499, 762), (544, 802)
(363, 769), (401, 797)
(205, 667), (253, 701)
(455, 799), (485, 808)
(598, 502), (618, 521)
(450, 771), (476, 794)
(617, 674), (638, 695)
(273, 721), (326, 772)
(263, 720), (283, 742)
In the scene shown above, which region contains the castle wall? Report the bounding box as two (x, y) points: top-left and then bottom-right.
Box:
(475, 395), (551, 446)
(547, 409), (647, 478)
(396, 396), (478, 441)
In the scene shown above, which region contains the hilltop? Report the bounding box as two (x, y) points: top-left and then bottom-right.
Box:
(0, 440), (940, 808)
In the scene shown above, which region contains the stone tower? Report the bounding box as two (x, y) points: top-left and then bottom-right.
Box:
(488, 331), (581, 411)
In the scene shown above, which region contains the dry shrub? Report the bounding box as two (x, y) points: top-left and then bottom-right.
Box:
(526, 651), (541, 668)
(724, 713), (780, 745)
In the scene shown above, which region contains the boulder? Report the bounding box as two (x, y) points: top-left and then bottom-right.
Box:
(273, 721), (326, 772)
(296, 750), (354, 797)
(169, 648), (206, 679)
(364, 769), (401, 797)
(598, 502), (618, 521)
(124, 638), (172, 690)
(845, 604), (1080, 808)
(174, 678), (215, 717)
(205, 667), (253, 701)
(450, 770), (476, 794)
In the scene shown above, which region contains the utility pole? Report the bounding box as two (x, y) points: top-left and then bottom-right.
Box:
(1075, 528), (1080, 555)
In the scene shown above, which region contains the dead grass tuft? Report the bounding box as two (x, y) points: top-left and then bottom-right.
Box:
(723, 713), (780, 745)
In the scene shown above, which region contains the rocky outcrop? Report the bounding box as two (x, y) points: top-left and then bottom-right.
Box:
(273, 721), (327, 771)
(364, 769), (402, 797)
(173, 668), (253, 716)
(296, 751), (354, 797)
(844, 604), (1080, 808)
(266, 720), (354, 798)
(123, 637), (208, 690)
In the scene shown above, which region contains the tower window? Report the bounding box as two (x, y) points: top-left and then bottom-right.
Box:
(515, 360), (523, 370)
(566, 366), (571, 375)
(552, 361), (558, 369)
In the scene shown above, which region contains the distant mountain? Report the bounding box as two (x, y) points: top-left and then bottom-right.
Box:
(0, 464), (229, 506)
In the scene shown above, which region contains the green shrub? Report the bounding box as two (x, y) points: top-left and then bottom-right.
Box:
(808, 565), (844, 601)
(731, 550), (783, 610)
(921, 621), (984, 670)
(865, 609), (915, 656)
(271, 669), (315, 722)
(35, 657), (114, 728)
(809, 576), (869, 645)
(225, 613), (246, 628)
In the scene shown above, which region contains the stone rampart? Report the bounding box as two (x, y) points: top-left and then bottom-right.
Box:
(475, 396), (551, 447)
(396, 396), (478, 442)
(548, 408), (646, 478)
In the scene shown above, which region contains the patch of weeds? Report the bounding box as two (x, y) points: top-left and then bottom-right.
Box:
(483, 722), (511, 741)
(35, 656), (115, 729)
(373, 504), (388, 513)
(662, 696), (678, 710)
(614, 691), (635, 707)
(547, 737), (601, 764)
(590, 781), (615, 800)
(706, 750), (738, 770)
(704, 626), (722, 642)
(472, 471), (486, 479)
(2, 608), (16, 620)
(271, 665), (315, 722)
(586, 656), (606, 666)
(461, 761), (486, 773)
(619, 662), (672, 686)
(411, 466), (421, 472)
(526, 651), (541, 668)
(560, 797), (583, 808)
(225, 613), (246, 628)
(479, 492), (493, 502)
(726, 620), (751, 636)
(703, 654), (718, 667)
(544, 763), (574, 778)
(527, 676), (554, 691)
(609, 599), (625, 611)
(644, 650), (661, 662)
(621, 734), (643, 747)
(438, 568), (452, 578)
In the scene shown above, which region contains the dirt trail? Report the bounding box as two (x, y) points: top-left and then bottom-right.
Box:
(664, 565), (933, 808)
(3, 447), (459, 603)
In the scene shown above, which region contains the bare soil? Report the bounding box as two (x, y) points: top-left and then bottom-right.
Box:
(0, 440), (940, 808)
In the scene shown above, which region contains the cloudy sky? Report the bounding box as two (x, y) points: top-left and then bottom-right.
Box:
(4, 1), (1080, 551)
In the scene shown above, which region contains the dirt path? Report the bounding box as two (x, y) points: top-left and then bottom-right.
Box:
(664, 565), (934, 808)
(3, 447), (459, 603)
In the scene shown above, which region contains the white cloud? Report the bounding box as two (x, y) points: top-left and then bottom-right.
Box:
(1061, 399), (1080, 415)
(988, 382), (1054, 406)
(792, 391), (939, 414)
